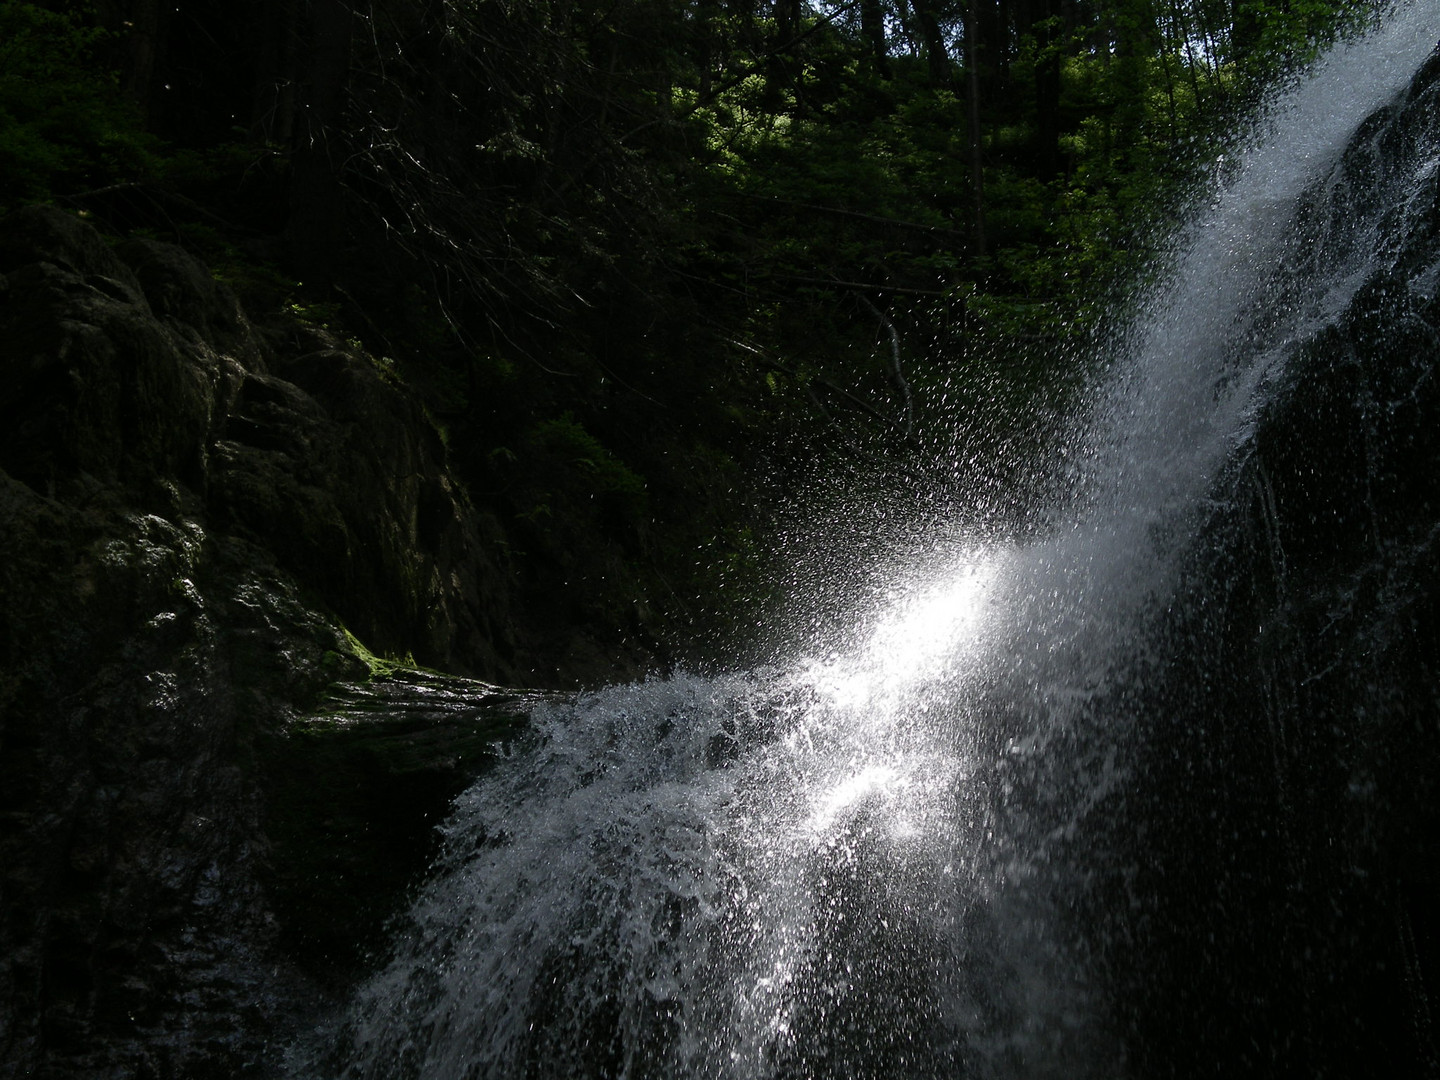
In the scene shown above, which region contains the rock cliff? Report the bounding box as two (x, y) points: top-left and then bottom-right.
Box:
(0, 206), (556, 1077)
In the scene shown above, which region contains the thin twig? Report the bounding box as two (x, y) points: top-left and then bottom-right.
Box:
(775, 273), (951, 297)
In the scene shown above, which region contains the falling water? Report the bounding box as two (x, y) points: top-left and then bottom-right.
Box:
(297, 5), (1440, 1077)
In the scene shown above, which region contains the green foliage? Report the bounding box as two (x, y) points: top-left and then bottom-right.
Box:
(529, 415), (647, 500)
(1227, 0), (1377, 82)
(0, 1), (157, 208)
(285, 296), (345, 328)
(159, 139), (284, 191)
(0, 0), (1374, 665)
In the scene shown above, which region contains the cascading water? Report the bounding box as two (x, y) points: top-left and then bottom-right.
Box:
(295, 6), (1440, 1077)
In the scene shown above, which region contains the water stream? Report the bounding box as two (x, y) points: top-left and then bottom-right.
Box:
(296, 6), (1440, 1076)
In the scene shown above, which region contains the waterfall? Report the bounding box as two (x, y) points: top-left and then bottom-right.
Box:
(295, 5), (1440, 1077)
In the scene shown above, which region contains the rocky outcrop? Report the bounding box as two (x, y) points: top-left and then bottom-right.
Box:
(0, 206), (521, 680)
(1096, 54), (1440, 1079)
(0, 206), (544, 1077)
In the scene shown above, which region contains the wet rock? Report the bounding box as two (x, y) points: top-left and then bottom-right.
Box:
(0, 204), (535, 1077)
(1100, 54), (1440, 1079)
(261, 670), (544, 985)
(112, 236), (254, 355)
(0, 479), (295, 1079)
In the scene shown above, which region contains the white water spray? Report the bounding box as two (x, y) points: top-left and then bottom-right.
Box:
(297, 6), (1440, 1077)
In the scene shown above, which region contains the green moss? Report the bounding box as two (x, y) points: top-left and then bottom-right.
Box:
(337, 627), (415, 678)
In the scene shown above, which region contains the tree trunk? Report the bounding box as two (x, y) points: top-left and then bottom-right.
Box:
(860, 0), (891, 76)
(1031, 0), (1064, 181)
(1112, 0), (1158, 166)
(965, 0), (988, 257)
(911, 0), (955, 90)
(121, 0), (162, 122)
(769, 0), (804, 103)
(250, 0), (299, 144)
(287, 0), (355, 283)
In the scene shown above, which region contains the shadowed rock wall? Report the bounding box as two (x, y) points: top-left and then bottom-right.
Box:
(0, 206), (549, 1077)
(1083, 53), (1440, 1079)
(0, 205), (519, 679)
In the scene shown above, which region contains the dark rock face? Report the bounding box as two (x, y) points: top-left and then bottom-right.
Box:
(0, 206), (536, 1077)
(1096, 53), (1440, 1080)
(0, 205), (518, 680)
(0, 480), (320, 1078)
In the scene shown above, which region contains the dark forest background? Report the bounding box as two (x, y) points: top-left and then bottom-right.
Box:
(1, 0), (1373, 670)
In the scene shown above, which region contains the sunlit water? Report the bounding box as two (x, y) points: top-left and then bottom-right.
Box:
(296, 5), (1440, 1077)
